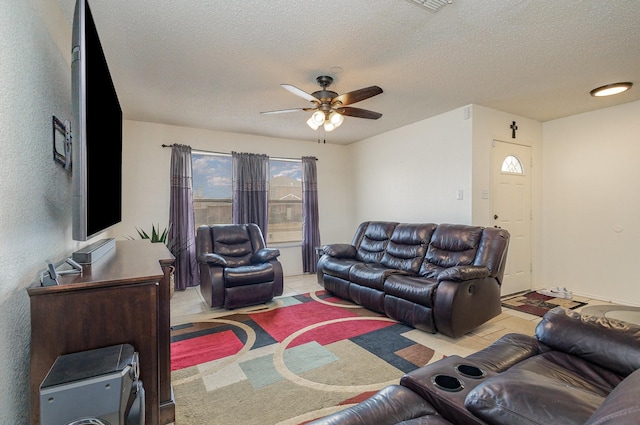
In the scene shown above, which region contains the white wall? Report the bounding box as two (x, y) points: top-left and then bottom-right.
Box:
(348, 107), (474, 226)
(0, 1), (75, 422)
(542, 100), (640, 305)
(110, 120), (354, 276)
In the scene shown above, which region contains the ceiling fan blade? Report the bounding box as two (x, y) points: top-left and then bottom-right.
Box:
(333, 86), (383, 106)
(260, 108), (310, 115)
(335, 107), (382, 120)
(281, 84), (318, 103)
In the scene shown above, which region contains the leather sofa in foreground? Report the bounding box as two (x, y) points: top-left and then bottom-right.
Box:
(308, 307), (640, 425)
(317, 222), (510, 338)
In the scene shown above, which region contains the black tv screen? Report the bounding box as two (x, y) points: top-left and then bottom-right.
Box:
(71, 0), (122, 241)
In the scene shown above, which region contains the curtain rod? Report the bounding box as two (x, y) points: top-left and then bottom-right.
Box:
(161, 144), (317, 161)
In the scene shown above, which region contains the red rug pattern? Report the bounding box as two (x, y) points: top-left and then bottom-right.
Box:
(170, 291), (446, 425)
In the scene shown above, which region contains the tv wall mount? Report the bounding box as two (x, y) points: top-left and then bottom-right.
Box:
(52, 115), (72, 170)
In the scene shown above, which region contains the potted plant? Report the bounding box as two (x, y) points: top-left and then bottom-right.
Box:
(132, 224), (176, 298)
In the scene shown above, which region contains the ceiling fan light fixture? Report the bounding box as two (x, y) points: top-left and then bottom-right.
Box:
(312, 110), (325, 124)
(306, 116), (321, 130)
(329, 111), (344, 127)
(590, 82), (633, 97)
(267, 75), (383, 133)
(307, 110), (326, 130)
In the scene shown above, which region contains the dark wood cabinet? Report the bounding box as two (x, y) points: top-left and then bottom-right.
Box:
(28, 240), (175, 425)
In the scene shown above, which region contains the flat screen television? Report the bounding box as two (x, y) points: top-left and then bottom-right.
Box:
(71, 0), (122, 241)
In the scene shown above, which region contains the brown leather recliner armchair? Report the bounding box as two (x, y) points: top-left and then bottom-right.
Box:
(196, 223), (284, 309)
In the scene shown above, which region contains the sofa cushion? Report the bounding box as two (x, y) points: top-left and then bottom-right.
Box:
(349, 263), (402, 291)
(420, 224), (483, 278)
(384, 275), (438, 307)
(211, 225), (254, 267)
(355, 222), (398, 264)
(472, 227), (510, 282)
(465, 366), (604, 425)
(380, 223), (436, 274)
(537, 351), (623, 393)
(322, 257), (362, 280)
(224, 262), (274, 287)
(584, 369), (640, 425)
(536, 307), (640, 376)
(384, 295), (435, 333)
(509, 354), (617, 397)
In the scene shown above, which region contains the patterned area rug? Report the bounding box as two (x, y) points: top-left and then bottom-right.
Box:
(501, 290), (587, 317)
(170, 291), (445, 425)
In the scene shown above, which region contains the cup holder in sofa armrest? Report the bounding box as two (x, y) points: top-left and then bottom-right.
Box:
(431, 374), (464, 392)
(455, 364), (486, 379)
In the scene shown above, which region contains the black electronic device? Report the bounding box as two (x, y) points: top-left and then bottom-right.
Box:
(72, 237), (116, 264)
(71, 0), (123, 241)
(40, 344), (144, 425)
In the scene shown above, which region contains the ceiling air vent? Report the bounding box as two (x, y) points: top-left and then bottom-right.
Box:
(405, 0), (452, 12)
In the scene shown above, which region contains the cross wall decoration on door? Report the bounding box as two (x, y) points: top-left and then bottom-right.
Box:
(510, 121), (518, 138)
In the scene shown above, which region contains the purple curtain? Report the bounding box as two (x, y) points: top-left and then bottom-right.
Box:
(232, 152), (269, 235)
(169, 144), (199, 290)
(302, 156), (321, 272)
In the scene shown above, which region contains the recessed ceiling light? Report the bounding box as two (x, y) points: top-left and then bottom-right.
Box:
(590, 82), (633, 97)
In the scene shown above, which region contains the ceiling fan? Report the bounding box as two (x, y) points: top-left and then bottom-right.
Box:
(261, 75), (383, 132)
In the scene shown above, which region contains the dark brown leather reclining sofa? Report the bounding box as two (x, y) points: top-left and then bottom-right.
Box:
(308, 307), (640, 425)
(317, 222), (510, 338)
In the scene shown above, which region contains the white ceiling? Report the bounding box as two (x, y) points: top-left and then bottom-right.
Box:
(58, 0), (640, 145)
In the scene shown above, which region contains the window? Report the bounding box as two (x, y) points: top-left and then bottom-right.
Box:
(268, 159), (302, 244)
(191, 153), (303, 244)
(192, 152), (232, 227)
(501, 155), (524, 174)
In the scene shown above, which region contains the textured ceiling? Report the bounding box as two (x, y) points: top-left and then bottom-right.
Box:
(57, 0), (640, 145)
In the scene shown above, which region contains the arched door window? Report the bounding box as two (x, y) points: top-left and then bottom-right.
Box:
(501, 155), (524, 174)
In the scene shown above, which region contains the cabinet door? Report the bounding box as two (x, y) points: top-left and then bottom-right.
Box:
(29, 282), (159, 425)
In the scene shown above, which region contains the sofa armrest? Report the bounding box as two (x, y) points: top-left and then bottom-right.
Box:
(437, 265), (490, 282)
(433, 278), (502, 338)
(323, 243), (357, 259)
(465, 333), (547, 373)
(252, 248), (280, 263)
(306, 385), (443, 425)
(199, 253), (228, 267)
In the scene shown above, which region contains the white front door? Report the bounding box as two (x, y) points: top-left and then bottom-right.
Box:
(491, 141), (532, 295)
